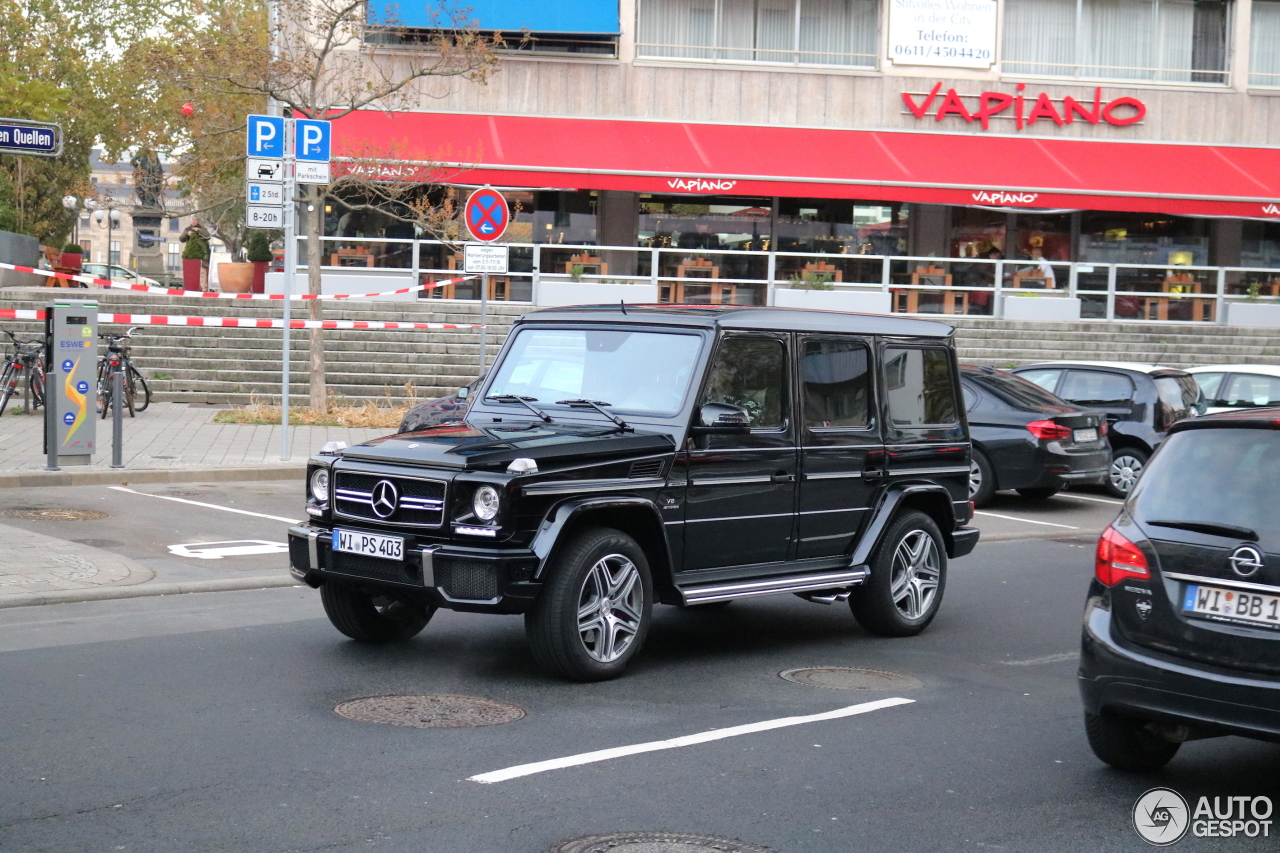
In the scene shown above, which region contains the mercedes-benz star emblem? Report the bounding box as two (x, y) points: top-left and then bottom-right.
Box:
(371, 480), (399, 519)
(1229, 545), (1263, 578)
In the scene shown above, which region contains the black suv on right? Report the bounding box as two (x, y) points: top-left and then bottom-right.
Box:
(1080, 408), (1280, 771)
(1011, 361), (1202, 498)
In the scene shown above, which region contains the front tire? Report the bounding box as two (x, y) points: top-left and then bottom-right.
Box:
(1084, 712), (1180, 771)
(849, 510), (946, 637)
(526, 527), (652, 682)
(320, 581), (435, 643)
(1106, 447), (1149, 498)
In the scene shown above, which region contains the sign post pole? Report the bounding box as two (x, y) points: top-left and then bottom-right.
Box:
(462, 187), (510, 380)
(111, 367), (124, 468)
(480, 273), (488, 375)
(281, 120), (296, 460)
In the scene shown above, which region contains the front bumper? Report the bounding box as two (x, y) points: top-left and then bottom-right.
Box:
(1079, 596), (1280, 742)
(288, 524), (541, 613)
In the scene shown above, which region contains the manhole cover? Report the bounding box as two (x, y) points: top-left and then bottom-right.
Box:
(780, 666), (922, 691)
(553, 833), (774, 853)
(0, 507), (109, 521)
(333, 694), (524, 729)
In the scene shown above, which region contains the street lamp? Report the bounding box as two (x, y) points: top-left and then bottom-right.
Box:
(61, 195), (80, 246)
(87, 198), (123, 272)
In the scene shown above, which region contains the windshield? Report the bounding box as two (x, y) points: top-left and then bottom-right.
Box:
(486, 328), (703, 418)
(967, 370), (1069, 410)
(1133, 428), (1280, 546)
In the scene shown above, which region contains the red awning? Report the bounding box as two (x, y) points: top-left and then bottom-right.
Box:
(332, 111), (1280, 219)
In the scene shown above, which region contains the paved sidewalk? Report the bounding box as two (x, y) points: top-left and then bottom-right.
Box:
(0, 402), (386, 483)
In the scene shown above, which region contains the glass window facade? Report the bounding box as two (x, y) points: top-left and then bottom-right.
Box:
(1251, 0), (1280, 87)
(1078, 212), (1210, 265)
(637, 0), (878, 67)
(1003, 0), (1230, 83)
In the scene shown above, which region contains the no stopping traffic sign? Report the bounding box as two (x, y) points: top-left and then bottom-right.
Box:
(464, 187), (509, 242)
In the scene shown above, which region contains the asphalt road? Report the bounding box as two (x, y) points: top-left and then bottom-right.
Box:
(1, 484), (1277, 853)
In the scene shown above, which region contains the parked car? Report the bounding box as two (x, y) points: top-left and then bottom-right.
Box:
(1185, 364), (1280, 415)
(1011, 362), (1202, 498)
(960, 365), (1109, 506)
(1080, 407), (1280, 771)
(82, 263), (161, 287)
(397, 376), (481, 433)
(289, 306), (980, 681)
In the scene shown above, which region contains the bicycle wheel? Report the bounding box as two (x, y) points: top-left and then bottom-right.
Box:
(126, 363), (150, 412)
(122, 367), (136, 417)
(0, 363), (15, 417)
(95, 360), (108, 415)
(29, 364), (44, 409)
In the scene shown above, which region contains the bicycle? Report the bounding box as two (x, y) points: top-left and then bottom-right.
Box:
(97, 327), (151, 418)
(0, 330), (46, 416)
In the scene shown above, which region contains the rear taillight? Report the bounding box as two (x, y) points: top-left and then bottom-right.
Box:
(1100, 421), (1108, 436)
(1095, 526), (1150, 586)
(1026, 419), (1072, 440)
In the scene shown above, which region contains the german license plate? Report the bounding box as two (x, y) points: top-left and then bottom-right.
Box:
(1074, 428), (1098, 443)
(1182, 584), (1280, 630)
(333, 529), (404, 561)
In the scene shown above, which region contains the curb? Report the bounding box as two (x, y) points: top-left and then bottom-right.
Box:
(0, 574), (303, 609)
(0, 464), (305, 489)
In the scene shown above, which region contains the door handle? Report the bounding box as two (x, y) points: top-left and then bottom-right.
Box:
(771, 471), (796, 484)
(863, 467), (887, 484)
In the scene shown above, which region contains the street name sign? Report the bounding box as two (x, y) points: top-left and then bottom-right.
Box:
(247, 181), (285, 205)
(464, 187), (510, 242)
(295, 160), (331, 185)
(247, 205), (285, 227)
(464, 243), (509, 274)
(248, 157), (284, 182)
(0, 118), (62, 157)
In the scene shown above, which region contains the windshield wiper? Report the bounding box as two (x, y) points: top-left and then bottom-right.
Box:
(556, 398), (631, 431)
(1146, 519), (1259, 541)
(485, 394), (552, 423)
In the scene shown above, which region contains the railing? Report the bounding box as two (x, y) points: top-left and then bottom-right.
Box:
(294, 236), (1280, 324)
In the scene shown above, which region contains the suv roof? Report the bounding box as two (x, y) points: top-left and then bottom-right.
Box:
(1016, 360), (1190, 377)
(518, 305), (954, 338)
(1169, 406), (1280, 432)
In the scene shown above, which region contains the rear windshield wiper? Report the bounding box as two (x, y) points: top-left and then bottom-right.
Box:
(485, 394), (552, 423)
(1146, 519), (1259, 541)
(556, 398), (631, 431)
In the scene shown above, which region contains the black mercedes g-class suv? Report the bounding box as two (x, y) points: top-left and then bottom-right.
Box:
(289, 306), (980, 681)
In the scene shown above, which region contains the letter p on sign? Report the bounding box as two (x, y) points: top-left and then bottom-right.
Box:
(295, 119), (331, 162)
(246, 115), (285, 158)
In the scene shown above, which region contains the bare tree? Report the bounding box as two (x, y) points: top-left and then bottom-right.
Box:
(192, 0), (500, 410)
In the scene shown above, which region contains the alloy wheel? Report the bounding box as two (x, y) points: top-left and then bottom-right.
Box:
(576, 553), (644, 663)
(889, 530), (941, 621)
(968, 460), (983, 499)
(1109, 454), (1144, 494)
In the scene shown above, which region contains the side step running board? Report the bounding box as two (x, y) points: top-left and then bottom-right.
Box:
(679, 566), (869, 606)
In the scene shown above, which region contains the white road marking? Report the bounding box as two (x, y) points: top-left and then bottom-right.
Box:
(1060, 493), (1124, 506)
(974, 510), (1078, 529)
(468, 698), (914, 784)
(108, 486), (300, 524)
(1000, 652), (1080, 666)
(167, 540), (290, 560)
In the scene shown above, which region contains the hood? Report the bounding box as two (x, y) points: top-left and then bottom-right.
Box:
(338, 420), (677, 470)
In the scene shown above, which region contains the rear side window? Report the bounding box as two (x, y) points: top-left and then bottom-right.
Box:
(884, 347), (958, 427)
(1134, 429), (1280, 547)
(972, 370), (1069, 409)
(1217, 373), (1280, 409)
(1058, 370), (1134, 408)
(1193, 372), (1225, 401)
(1015, 368), (1062, 393)
(801, 338), (870, 429)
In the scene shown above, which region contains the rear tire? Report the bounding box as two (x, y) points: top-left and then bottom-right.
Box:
(526, 527), (652, 682)
(0, 364), (15, 416)
(1084, 712), (1180, 771)
(1016, 486), (1061, 499)
(849, 510), (946, 637)
(127, 364), (150, 412)
(969, 449), (997, 507)
(1106, 447), (1149, 498)
(320, 581), (435, 643)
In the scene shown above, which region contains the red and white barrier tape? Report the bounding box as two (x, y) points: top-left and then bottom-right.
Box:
(0, 308), (483, 331)
(0, 262), (475, 299)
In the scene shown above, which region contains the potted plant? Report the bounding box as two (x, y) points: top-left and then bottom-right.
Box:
(217, 258), (255, 293)
(245, 230), (273, 293)
(60, 242), (83, 272)
(181, 234), (209, 291)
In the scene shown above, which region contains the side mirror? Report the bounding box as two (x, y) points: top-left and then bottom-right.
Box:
(456, 385), (469, 400)
(691, 402), (751, 434)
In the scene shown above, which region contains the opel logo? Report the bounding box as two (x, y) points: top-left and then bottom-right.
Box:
(1229, 545), (1263, 578)
(371, 480), (399, 518)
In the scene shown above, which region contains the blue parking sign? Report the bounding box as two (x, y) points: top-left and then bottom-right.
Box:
(295, 119), (330, 162)
(247, 114), (285, 158)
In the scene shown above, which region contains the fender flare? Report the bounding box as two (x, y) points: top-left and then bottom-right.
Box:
(849, 483), (958, 567)
(530, 496), (672, 582)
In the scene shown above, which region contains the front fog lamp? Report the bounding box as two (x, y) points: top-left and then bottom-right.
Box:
(473, 485), (501, 521)
(309, 468), (330, 503)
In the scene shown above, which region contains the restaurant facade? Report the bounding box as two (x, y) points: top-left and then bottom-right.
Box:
(318, 0), (1280, 323)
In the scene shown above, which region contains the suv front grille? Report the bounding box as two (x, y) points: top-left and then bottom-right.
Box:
(435, 557), (499, 601)
(334, 471), (446, 528)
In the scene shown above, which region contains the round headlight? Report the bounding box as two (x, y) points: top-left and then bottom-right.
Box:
(473, 485), (501, 521)
(309, 468), (330, 503)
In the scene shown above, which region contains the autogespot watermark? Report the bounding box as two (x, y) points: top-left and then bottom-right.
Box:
(1133, 788), (1274, 845)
